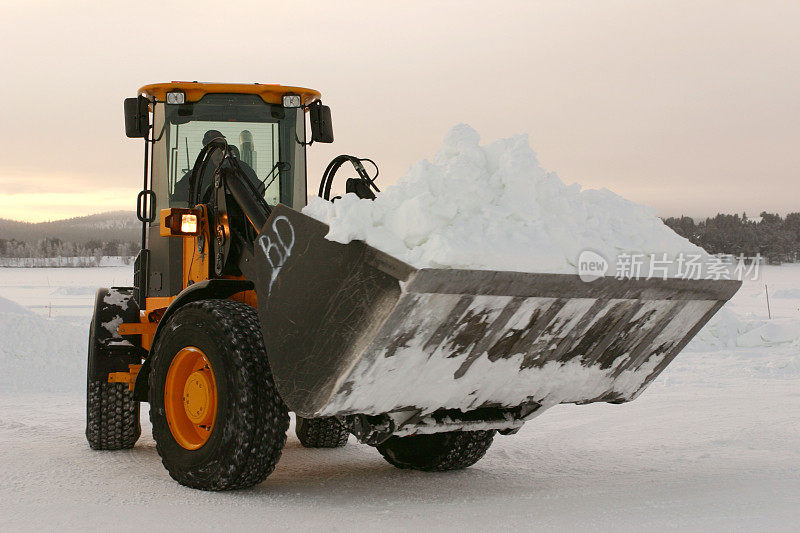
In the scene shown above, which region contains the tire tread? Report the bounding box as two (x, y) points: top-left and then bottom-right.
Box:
(296, 417), (349, 448)
(86, 380), (141, 450)
(149, 299), (289, 491)
(377, 430), (495, 471)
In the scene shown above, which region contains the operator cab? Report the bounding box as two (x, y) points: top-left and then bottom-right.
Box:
(138, 83), (327, 213)
(124, 82), (333, 300)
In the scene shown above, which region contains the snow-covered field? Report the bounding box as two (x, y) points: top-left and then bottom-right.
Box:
(1, 265), (798, 531)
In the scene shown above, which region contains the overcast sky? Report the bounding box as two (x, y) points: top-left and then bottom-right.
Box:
(1, 0), (798, 222)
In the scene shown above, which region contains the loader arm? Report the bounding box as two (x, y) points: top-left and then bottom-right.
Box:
(128, 148), (276, 401)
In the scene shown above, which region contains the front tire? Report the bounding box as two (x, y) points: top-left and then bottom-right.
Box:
(376, 430), (495, 471)
(295, 416), (349, 448)
(148, 299), (289, 490)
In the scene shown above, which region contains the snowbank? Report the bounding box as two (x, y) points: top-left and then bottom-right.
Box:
(0, 296), (86, 393)
(304, 124), (704, 274)
(773, 288), (800, 298)
(0, 295), (31, 315)
(689, 306), (800, 352)
(737, 320), (800, 348)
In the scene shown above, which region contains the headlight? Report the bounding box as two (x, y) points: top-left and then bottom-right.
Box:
(166, 91), (185, 105)
(160, 208), (201, 237)
(282, 94), (301, 108)
(181, 214), (198, 234)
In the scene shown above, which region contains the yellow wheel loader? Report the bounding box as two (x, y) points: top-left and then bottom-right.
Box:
(85, 82), (740, 490)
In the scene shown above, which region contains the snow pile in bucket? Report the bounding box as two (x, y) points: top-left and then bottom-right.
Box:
(303, 124), (705, 275)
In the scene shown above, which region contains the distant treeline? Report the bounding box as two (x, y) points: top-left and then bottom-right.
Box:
(0, 238), (138, 265)
(663, 212), (800, 264)
(0, 211), (140, 266)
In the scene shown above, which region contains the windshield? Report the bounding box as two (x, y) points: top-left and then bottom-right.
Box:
(161, 94), (282, 206)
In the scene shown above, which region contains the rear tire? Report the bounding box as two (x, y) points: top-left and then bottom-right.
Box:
(86, 379), (141, 450)
(85, 290), (141, 450)
(376, 430), (495, 471)
(149, 299), (289, 491)
(295, 416), (349, 448)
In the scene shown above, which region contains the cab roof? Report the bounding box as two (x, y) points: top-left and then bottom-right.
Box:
(138, 82), (322, 106)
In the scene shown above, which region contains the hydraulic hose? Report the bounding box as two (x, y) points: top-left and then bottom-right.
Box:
(318, 155), (380, 201)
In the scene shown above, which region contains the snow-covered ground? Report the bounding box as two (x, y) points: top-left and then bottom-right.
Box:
(1, 265), (798, 531)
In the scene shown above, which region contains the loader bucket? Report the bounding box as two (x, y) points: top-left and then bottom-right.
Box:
(244, 205), (740, 435)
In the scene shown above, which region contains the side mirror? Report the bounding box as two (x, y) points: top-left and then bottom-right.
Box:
(309, 102), (334, 143)
(124, 96), (150, 138)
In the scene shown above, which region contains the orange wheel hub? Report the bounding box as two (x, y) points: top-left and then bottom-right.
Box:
(164, 347), (218, 450)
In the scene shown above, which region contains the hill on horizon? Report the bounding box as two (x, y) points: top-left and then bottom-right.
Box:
(0, 211), (139, 244)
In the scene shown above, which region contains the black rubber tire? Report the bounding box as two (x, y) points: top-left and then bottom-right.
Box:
(295, 416), (349, 448)
(376, 430), (495, 471)
(86, 316), (141, 450)
(148, 299), (289, 491)
(86, 380), (141, 450)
